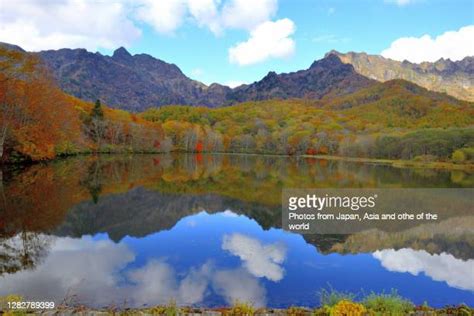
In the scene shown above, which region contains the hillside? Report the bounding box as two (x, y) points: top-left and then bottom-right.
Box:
(332, 50), (474, 102)
(142, 79), (474, 159)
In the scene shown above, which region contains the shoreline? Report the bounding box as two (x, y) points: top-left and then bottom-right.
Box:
(1, 304), (471, 315)
(1, 151), (473, 172)
(300, 154), (474, 172)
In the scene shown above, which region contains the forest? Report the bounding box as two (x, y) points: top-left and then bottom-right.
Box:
(0, 48), (170, 163)
(1, 47), (473, 164)
(141, 94), (474, 162)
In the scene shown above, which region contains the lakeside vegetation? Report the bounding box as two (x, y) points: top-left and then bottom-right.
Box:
(2, 289), (472, 315)
(1, 47), (473, 168)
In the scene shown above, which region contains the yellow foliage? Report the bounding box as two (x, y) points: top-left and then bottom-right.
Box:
(328, 300), (366, 316)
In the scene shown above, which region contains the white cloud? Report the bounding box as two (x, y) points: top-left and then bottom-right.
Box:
(381, 25), (474, 63)
(134, 0), (188, 34)
(221, 0), (278, 31)
(229, 18), (295, 66)
(134, 0), (278, 36)
(222, 233), (287, 281)
(0, 0), (141, 51)
(188, 0), (222, 34)
(373, 248), (474, 291)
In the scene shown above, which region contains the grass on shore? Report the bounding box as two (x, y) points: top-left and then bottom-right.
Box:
(2, 289), (473, 315)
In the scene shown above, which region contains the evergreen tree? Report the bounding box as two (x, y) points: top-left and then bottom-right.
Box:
(91, 99), (104, 120)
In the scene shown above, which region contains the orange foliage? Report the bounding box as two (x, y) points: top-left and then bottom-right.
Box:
(0, 47), (167, 162)
(195, 141), (203, 152)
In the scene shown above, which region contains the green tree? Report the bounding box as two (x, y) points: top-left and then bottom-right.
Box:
(91, 99), (104, 120)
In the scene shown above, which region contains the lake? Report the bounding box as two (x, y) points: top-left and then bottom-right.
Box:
(0, 154), (473, 308)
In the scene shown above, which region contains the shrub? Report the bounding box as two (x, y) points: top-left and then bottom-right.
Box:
(452, 150), (466, 163)
(319, 288), (357, 307)
(286, 306), (308, 316)
(230, 300), (255, 315)
(460, 147), (474, 161)
(146, 300), (179, 316)
(362, 290), (414, 315)
(328, 300), (366, 316)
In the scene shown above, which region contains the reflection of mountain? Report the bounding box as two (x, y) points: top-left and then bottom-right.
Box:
(54, 187), (281, 242)
(52, 186), (474, 261)
(321, 217), (474, 260)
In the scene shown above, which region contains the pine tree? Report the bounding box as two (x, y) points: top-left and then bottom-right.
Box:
(91, 99), (104, 120)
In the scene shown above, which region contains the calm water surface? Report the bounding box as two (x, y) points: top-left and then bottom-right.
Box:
(1, 154), (473, 308)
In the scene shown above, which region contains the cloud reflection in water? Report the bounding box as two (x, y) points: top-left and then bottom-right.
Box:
(373, 248), (474, 291)
(0, 231), (282, 307)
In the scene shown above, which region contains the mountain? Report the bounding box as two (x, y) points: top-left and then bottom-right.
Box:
(11, 44), (372, 111)
(228, 54), (374, 103)
(331, 50), (474, 102)
(2, 42), (471, 110)
(37, 46), (374, 110)
(37, 46), (231, 111)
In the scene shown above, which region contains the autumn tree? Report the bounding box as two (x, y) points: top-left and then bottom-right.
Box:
(0, 48), (79, 161)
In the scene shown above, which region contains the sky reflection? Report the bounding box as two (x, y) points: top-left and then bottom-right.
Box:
(1, 211), (473, 308)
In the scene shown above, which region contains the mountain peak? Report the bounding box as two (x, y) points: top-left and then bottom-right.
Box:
(324, 49), (342, 58)
(310, 52), (344, 69)
(113, 47), (132, 60)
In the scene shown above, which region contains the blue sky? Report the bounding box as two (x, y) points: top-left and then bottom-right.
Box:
(0, 0), (473, 86)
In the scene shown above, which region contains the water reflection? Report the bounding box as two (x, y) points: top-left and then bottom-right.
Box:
(1, 211), (473, 307)
(1, 154), (473, 307)
(373, 249), (474, 291)
(222, 233), (286, 282)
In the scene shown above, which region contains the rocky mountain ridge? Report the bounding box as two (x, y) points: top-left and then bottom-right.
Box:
(331, 50), (474, 102)
(1, 42), (472, 110)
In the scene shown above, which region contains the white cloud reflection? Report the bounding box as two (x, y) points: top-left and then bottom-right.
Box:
(222, 233), (287, 281)
(212, 268), (266, 307)
(0, 233), (272, 307)
(373, 248), (474, 291)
